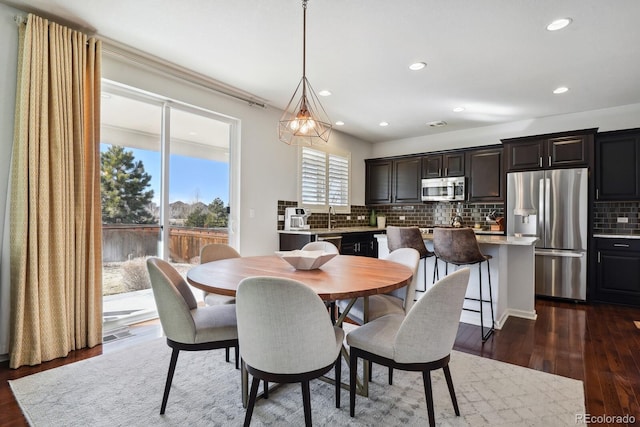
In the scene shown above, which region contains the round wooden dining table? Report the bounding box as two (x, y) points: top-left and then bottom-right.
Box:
(186, 254), (413, 302)
(186, 254), (414, 404)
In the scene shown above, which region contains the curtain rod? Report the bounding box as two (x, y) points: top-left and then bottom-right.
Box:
(14, 15), (26, 25)
(102, 40), (267, 110)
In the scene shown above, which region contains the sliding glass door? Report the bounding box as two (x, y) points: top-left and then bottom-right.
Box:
(100, 82), (234, 335)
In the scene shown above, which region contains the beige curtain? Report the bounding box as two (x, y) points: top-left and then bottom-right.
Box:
(9, 14), (102, 369)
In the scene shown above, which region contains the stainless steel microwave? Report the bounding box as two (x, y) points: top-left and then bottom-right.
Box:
(421, 177), (465, 202)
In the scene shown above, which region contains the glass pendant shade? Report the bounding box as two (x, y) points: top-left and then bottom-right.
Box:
(278, 0), (332, 146)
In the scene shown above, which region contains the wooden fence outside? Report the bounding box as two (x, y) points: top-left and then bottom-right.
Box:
(102, 224), (229, 263)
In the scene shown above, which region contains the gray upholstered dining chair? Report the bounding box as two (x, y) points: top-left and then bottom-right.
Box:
(301, 240), (340, 254)
(346, 267), (470, 427)
(200, 243), (241, 306)
(336, 247), (420, 324)
(336, 247), (419, 384)
(146, 258), (239, 415)
(200, 243), (241, 365)
(236, 276), (344, 427)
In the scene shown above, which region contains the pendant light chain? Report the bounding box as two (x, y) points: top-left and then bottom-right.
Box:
(278, 0), (332, 145)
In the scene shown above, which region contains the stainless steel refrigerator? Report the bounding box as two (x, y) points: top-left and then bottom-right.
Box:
(506, 168), (588, 300)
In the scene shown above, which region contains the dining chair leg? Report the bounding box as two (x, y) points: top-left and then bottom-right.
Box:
(264, 381), (269, 399)
(368, 361), (373, 382)
(235, 346), (240, 370)
(243, 376), (260, 427)
(225, 347), (230, 363)
(302, 380), (312, 427)
(443, 365), (460, 416)
(160, 348), (180, 414)
(422, 370), (436, 427)
(349, 350), (357, 417)
(335, 355), (341, 408)
(388, 366), (393, 385)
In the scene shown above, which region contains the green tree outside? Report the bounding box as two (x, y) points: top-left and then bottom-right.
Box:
(185, 197), (228, 228)
(101, 145), (155, 224)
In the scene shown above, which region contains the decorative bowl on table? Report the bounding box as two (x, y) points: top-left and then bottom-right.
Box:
(275, 250), (337, 270)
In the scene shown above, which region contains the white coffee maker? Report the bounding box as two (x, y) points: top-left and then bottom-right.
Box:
(284, 207), (310, 231)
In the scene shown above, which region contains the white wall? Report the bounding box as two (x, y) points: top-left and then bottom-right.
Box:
(371, 103), (640, 158)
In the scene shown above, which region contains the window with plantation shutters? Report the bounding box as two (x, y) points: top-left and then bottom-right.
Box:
(299, 146), (350, 212)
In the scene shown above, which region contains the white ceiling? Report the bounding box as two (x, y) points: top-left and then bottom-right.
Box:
(4, 0), (640, 143)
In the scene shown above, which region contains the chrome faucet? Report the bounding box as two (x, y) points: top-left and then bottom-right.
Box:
(328, 205), (336, 229)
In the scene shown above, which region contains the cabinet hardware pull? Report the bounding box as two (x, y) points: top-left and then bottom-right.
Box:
(444, 168), (448, 176)
(597, 251), (601, 263)
(548, 156), (551, 167)
(596, 188), (599, 200)
(539, 157), (542, 168)
(613, 243), (630, 248)
(438, 168), (441, 176)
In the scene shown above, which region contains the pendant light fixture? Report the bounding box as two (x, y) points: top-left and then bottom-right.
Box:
(278, 0), (332, 145)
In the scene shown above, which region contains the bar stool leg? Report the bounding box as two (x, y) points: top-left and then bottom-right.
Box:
(480, 260), (494, 342)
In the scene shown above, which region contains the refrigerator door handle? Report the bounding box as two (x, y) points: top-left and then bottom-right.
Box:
(535, 249), (584, 258)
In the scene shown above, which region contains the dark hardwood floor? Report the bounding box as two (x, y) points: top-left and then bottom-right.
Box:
(1, 299), (640, 426)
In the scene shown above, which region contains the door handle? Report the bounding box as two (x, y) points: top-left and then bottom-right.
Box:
(613, 243), (630, 248)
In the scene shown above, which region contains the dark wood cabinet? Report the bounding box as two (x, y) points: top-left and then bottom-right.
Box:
(341, 232), (378, 257)
(392, 156), (423, 203)
(595, 128), (640, 201)
(594, 238), (640, 306)
(422, 153), (464, 178)
(466, 146), (504, 202)
(365, 159), (392, 205)
(366, 156), (422, 205)
(503, 129), (595, 172)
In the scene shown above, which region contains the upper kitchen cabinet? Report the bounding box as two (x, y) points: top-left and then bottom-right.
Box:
(392, 156), (423, 204)
(365, 158), (393, 205)
(365, 156), (423, 205)
(595, 128), (640, 201)
(502, 129), (596, 172)
(466, 146), (504, 202)
(422, 152), (465, 178)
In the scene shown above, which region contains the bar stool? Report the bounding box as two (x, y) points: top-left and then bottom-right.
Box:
(387, 226), (437, 292)
(432, 227), (494, 341)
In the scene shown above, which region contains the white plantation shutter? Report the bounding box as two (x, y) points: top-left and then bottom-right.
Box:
(328, 153), (349, 207)
(300, 146), (350, 212)
(301, 147), (326, 206)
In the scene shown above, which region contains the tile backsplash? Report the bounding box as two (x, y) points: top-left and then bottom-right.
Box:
(277, 200), (505, 230)
(593, 201), (640, 235)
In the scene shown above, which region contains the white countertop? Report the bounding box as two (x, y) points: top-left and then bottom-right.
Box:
(278, 226), (505, 236)
(375, 233), (538, 246)
(593, 234), (640, 240)
(278, 226), (382, 236)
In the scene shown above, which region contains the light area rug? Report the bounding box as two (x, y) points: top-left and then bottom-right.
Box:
(10, 337), (584, 426)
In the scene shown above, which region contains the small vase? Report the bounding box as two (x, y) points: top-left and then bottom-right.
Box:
(369, 209), (377, 226)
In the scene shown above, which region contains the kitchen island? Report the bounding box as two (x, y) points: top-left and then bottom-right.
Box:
(376, 233), (539, 331)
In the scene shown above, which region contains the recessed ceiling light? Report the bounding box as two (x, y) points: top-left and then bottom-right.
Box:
(318, 90), (332, 97)
(427, 120), (447, 128)
(453, 107), (465, 112)
(409, 62), (427, 71)
(553, 86), (569, 94)
(335, 121), (344, 126)
(101, 93), (111, 99)
(547, 18), (572, 31)
(189, 131), (198, 136)
(379, 122), (389, 127)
